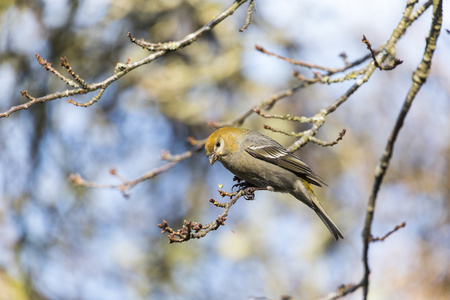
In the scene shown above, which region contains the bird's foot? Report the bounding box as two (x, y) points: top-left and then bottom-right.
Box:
(242, 187), (257, 200)
(243, 186), (270, 200)
(232, 180), (256, 191)
(231, 177), (268, 200)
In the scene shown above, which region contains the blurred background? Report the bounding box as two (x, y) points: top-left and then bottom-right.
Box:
(0, 0), (449, 299)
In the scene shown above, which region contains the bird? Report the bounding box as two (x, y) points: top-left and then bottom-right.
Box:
(205, 126), (343, 240)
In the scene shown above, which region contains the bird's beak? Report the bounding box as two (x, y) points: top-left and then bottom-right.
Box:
(208, 154), (217, 165)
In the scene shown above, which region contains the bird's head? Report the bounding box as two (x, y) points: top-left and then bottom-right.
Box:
(204, 127), (242, 165)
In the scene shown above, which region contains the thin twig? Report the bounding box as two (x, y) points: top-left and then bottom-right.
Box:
(309, 129), (346, 147)
(253, 107), (312, 123)
(240, 0), (255, 32)
(362, 35), (403, 71)
(60, 57), (89, 88)
(35, 54), (79, 87)
(320, 282), (364, 300)
(256, 45), (374, 75)
(68, 145), (203, 197)
(370, 222), (406, 242)
(263, 124), (304, 138)
(66, 89), (105, 107)
(256, 45), (338, 72)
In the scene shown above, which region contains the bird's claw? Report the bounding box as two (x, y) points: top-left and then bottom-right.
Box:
(243, 187), (256, 200)
(230, 178), (267, 200)
(232, 181), (256, 191)
(231, 181), (258, 200)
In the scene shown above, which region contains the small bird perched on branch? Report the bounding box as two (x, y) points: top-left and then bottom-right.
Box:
(205, 126), (343, 240)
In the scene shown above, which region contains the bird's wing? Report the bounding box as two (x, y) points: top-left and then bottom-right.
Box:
(245, 144), (326, 187)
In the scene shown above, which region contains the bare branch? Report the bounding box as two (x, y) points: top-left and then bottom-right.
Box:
(370, 222), (406, 242)
(0, 0), (250, 119)
(361, 1), (442, 298)
(253, 107), (312, 123)
(320, 282), (364, 300)
(60, 57), (89, 88)
(256, 45), (341, 73)
(158, 186), (261, 243)
(252, 35), (392, 153)
(310, 129), (346, 147)
(36, 54), (79, 87)
(68, 145), (203, 197)
(256, 44), (374, 77)
(262, 124), (304, 138)
(239, 0), (256, 32)
(19, 90), (35, 101)
(362, 35), (403, 70)
(66, 89), (105, 107)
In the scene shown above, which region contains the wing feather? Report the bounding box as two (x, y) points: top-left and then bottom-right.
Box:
(245, 144), (326, 187)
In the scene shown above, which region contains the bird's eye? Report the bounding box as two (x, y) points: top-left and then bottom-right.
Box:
(215, 141), (221, 148)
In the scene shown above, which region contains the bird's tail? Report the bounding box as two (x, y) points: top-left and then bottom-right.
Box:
(295, 180), (344, 241)
(313, 202), (344, 241)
